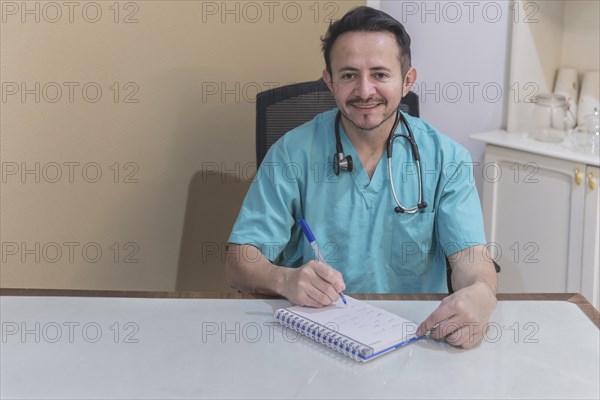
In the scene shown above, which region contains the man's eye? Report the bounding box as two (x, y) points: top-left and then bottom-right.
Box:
(341, 73), (355, 80)
(374, 73), (388, 79)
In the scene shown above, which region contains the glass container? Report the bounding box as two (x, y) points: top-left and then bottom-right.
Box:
(530, 93), (571, 142)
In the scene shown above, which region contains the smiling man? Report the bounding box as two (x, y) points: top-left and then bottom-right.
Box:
(225, 6), (497, 349)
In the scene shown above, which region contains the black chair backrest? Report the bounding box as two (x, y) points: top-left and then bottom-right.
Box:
(256, 78), (419, 166)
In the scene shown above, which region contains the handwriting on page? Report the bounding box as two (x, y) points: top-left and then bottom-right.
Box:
(288, 296), (417, 348)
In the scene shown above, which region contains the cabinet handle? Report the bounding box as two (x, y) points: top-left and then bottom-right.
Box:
(589, 173), (597, 190)
(575, 168), (582, 185)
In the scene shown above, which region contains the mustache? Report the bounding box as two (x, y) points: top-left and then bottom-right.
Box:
(346, 98), (387, 106)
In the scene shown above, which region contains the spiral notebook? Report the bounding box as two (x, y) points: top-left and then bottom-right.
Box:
(274, 296), (421, 362)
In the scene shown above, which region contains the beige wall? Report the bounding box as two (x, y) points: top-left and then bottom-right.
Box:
(0, 0), (364, 291)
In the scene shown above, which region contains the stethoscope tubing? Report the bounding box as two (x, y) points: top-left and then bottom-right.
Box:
(334, 108), (427, 213)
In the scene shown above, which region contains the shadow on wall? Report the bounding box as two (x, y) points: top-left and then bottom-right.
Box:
(176, 170), (251, 292)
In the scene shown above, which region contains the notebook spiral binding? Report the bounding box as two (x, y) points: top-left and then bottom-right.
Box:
(275, 309), (372, 362)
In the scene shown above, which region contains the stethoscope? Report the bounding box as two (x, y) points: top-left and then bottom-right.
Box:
(333, 108), (427, 214)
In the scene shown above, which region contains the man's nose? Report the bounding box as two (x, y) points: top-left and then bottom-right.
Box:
(355, 77), (377, 100)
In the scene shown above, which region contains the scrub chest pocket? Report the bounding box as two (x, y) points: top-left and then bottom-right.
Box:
(390, 211), (436, 277)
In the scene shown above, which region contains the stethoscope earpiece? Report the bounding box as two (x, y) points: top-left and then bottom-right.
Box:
(333, 108), (426, 214)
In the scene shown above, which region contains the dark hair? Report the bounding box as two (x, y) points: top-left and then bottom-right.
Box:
(321, 6), (412, 78)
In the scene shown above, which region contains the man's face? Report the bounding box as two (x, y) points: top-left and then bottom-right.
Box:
(323, 31), (413, 134)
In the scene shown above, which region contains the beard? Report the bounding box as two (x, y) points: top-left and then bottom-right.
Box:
(340, 97), (399, 132)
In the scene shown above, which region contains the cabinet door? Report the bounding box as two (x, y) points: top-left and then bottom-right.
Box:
(482, 145), (585, 293)
(581, 166), (599, 309)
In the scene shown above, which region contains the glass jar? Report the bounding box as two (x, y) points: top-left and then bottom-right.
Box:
(570, 108), (600, 154)
(530, 93), (571, 142)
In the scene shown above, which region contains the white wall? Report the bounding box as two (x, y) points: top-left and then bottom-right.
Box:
(377, 0), (511, 192)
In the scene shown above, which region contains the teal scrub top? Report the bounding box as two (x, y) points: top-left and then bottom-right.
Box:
(229, 108), (486, 293)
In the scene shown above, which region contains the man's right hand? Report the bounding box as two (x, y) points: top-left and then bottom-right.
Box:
(280, 260), (346, 308)
(225, 244), (346, 307)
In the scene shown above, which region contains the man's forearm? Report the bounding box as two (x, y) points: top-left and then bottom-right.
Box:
(225, 244), (288, 295)
(450, 244), (498, 294)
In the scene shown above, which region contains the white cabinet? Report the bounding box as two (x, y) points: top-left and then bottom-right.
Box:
(470, 0), (599, 309)
(582, 165), (600, 308)
(473, 132), (599, 310)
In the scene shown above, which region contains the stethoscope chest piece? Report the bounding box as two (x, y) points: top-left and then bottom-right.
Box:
(333, 152), (353, 175)
(333, 112), (353, 175)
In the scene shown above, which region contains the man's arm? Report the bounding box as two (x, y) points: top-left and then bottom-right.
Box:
(449, 245), (497, 294)
(416, 244), (497, 348)
(225, 244), (346, 308)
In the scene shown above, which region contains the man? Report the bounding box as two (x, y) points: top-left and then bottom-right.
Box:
(225, 6), (496, 349)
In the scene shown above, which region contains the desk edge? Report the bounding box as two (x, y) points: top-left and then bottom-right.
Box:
(1, 288), (598, 328)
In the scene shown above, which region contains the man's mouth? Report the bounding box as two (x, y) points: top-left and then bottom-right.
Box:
(352, 103), (380, 109)
(348, 99), (386, 109)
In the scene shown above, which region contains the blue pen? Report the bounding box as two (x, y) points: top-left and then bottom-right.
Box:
(299, 219), (347, 305)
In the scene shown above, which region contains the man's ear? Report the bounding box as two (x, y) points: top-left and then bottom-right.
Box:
(402, 67), (417, 97)
(322, 69), (334, 92)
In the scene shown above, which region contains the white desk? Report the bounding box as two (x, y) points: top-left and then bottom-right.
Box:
(1, 290), (599, 399)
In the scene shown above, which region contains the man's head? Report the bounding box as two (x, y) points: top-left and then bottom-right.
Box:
(320, 6), (416, 133)
(321, 6), (412, 79)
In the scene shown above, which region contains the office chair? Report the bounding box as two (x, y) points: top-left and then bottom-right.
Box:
(255, 78), (498, 293)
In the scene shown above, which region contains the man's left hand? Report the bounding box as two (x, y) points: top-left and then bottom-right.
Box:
(415, 281), (497, 348)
